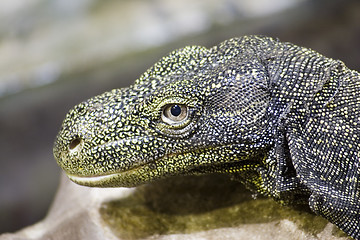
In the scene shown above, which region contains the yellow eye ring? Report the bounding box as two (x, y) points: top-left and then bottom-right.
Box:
(161, 104), (188, 124)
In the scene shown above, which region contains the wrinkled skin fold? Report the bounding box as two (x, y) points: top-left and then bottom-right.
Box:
(54, 35), (360, 239)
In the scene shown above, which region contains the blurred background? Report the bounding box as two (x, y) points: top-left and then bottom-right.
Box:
(0, 0), (359, 234)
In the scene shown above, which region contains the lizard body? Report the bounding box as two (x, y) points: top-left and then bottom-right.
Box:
(53, 36), (360, 239)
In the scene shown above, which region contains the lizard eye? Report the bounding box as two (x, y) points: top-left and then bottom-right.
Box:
(161, 104), (188, 124)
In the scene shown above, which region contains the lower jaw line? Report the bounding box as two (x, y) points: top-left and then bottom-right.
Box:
(68, 172), (120, 184)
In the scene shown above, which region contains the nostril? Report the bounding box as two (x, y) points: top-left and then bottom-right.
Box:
(69, 137), (82, 150)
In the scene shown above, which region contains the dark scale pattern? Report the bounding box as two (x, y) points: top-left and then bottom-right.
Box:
(53, 36), (360, 239)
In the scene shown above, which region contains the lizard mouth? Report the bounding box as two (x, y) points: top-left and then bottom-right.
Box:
(68, 172), (130, 186)
(66, 163), (150, 187)
(65, 149), (262, 188)
(65, 150), (188, 188)
(62, 137), (264, 188)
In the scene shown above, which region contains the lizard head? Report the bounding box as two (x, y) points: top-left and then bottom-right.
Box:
(54, 36), (274, 187)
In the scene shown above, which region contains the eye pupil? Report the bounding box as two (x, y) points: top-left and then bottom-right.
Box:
(170, 105), (182, 116)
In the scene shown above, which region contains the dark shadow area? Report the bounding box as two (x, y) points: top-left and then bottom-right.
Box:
(100, 174), (330, 239)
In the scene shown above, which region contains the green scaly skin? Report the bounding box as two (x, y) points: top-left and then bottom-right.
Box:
(53, 35), (360, 239)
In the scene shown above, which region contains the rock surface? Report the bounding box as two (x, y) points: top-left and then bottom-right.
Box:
(0, 174), (349, 240)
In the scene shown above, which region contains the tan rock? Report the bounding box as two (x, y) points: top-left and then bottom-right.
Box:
(0, 173), (348, 240)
